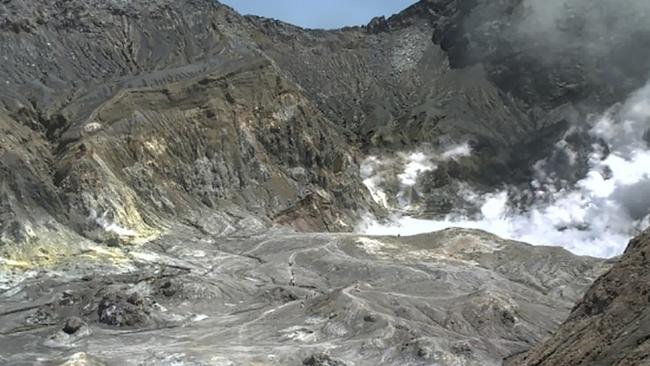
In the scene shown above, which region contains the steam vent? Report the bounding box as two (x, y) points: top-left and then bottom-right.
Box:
(1, 0), (649, 365)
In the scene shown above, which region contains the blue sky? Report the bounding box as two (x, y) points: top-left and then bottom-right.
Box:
(219, 0), (418, 29)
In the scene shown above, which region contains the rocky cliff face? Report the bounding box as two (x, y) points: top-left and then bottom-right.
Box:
(0, 0), (380, 262)
(508, 229), (650, 366)
(2, 0), (649, 254)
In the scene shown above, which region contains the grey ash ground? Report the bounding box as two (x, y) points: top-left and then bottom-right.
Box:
(1, 228), (608, 365)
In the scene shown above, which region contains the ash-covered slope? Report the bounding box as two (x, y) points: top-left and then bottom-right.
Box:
(508, 228), (650, 366)
(0, 0), (379, 262)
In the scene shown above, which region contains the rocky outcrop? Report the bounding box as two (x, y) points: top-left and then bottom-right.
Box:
(508, 229), (650, 366)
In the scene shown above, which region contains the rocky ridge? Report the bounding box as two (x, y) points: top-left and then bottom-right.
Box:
(508, 229), (650, 366)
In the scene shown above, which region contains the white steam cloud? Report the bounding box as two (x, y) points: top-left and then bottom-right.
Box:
(514, 0), (650, 59)
(359, 82), (650, 258)
(361, 142), (471, 210)
(90, 209), (137, 237)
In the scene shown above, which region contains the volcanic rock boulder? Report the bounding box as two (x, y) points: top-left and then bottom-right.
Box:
(97, 290), (151, 327)
(303, 353), (349, 366)
(62, 316), (85, 334)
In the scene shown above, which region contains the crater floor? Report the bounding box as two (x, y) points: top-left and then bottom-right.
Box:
(0, 228), (608, 366)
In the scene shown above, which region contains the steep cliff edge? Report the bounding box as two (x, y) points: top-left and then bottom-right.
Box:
(508, 229), (650, 366)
